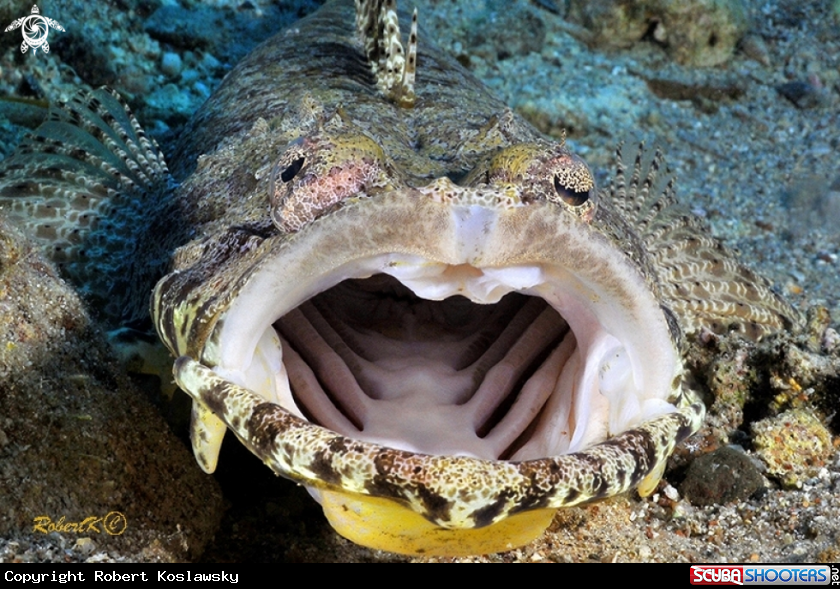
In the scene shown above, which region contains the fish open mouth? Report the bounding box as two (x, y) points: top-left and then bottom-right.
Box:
(222, 262), (677, 462)
(276, 279), (588, 462)
(158, 189), (704, 555)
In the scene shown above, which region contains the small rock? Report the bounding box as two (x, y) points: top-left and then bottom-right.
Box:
(72, 537), (95, 555)
(776, 81), (824, 109)
(739, 34), (771, 66)
(144, 83), (201, 126)
(180, 68), (200, 84)
(645, 75), (745, 106)
(161, 52), (182, 77)
(202, 52), (221, 71)
(193, 81), (210, 99)
(752, 409), (833, 488)
(822, 327), (839, 353)
(663, 483), (680, 501)
(679, 446), (766, 506)
(118, 65), (153, 96)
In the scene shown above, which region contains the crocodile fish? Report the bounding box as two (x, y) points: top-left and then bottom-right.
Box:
(0, 0), (800, 556)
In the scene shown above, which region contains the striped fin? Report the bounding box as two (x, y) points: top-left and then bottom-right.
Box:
(608, 142), (802, 340)
(355, 0), (417, 107)
(0, 87), (177, 324)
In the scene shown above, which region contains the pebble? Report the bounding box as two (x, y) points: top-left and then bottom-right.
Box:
(739, 34), (771, 66)
(775, 81), (824, 109)
(180, 68), (200, 84)
(202, 52), (221, 71)
(145, 83), (199, 120)
(161, 52), (182, 77)
(679, 446), (766, 506)
(73, 538), (96, 555)
(752, 409), (834, 488)
(193, 82), (210, 98)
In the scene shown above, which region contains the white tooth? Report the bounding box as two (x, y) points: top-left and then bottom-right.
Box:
(189, 400), (227, 474)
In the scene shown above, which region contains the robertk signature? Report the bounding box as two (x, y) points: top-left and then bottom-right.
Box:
(32, 511), (126, 535)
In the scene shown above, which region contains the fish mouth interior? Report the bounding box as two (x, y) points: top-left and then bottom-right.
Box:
(278, 277), (570, 461)
(211, 254), (680, 463)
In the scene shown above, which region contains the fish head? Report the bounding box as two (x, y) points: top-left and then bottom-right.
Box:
(152, 112), (704, 556)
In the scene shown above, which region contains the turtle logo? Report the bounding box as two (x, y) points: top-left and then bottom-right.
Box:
(4, 5), (64, 55)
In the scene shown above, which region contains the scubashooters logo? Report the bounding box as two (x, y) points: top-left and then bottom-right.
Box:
(690, 565), (836, 586)
(4, 5), (64, 54)
(158, 572), (238, 583)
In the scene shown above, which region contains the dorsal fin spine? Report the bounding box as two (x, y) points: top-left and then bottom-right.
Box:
(355, 0), (417, 108)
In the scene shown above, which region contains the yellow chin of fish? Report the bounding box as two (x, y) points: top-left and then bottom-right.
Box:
(319, 489), (556, 556)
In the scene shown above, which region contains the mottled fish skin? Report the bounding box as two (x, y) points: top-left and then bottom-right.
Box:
(0, 0), (801, 557)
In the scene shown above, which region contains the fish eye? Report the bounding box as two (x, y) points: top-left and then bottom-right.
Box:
(553, 174), (590, 207)
(280, 156), (306, 183)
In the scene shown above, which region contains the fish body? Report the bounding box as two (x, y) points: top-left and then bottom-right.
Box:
(0, 0), (800, 556)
